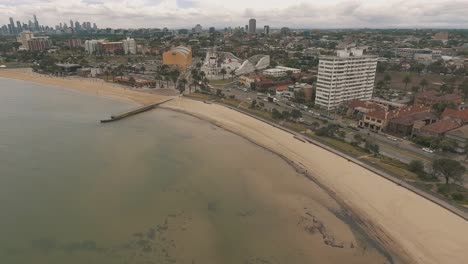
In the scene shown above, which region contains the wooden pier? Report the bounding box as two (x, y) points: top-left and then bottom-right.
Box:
(100, 98), (174, 123)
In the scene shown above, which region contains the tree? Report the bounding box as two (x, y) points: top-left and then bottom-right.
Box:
(281, 110), (291, 119)
(271, 108), (283, 119)
(365, 141), (380, 156)
(230, 70), (236, 80)
(403, 74), (412, 90)
(432, 159), (465, 185)
(178, 78), (187, 94)
(384, 73), (392, 86)
(250, 99), (257, 108)
(353, 134), (363, 145)
(409, 160), (425, 176)
(128, 77), (136, 86)
(311, 121), (320, 130)
(220, 68), (227, 80)
(290, 109), (302, 119)
(419, 78), (429, 91)
(459, 80), (468, 100)
(376, 80), (386, 90)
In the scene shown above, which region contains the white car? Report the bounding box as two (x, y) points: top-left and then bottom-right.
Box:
(422, 147), (435, 153)
(387, 136), (398, 141)
(243, 88), (248, 92)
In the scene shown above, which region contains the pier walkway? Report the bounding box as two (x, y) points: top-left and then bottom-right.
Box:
(100, 98), (174, 123)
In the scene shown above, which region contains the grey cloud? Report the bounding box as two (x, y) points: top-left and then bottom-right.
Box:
(1, 0), (468, 29)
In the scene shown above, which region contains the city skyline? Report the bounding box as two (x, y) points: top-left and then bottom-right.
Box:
(0, 0), (467, 29)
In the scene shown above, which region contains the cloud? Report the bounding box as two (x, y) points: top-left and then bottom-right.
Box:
(1, 0), (467, 29)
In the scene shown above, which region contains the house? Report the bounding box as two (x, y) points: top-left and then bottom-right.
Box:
(414, 90), (462, 107)
(385, 105), (437, 137)
(445, 125), (468, 153)
(416, 120), (461, 138)
(347, 100), (389, 132)
(441, 108), (468, 124)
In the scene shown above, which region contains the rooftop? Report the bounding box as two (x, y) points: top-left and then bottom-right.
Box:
(446, 125), (468, 139)
(442, 108), (468, 123)
(420, 120), (461, 134)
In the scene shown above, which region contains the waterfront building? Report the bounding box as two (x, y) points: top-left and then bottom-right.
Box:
(315, 49), (377, 110)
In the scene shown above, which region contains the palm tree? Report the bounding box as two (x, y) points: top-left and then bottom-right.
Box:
(384, 73), (392, 86)
(230, 70), (236, 80)
(178, 78), (187, 94)
(419, 78), (428, 91)
(220, 68), (227, 80)
(403, 74), (412, 90)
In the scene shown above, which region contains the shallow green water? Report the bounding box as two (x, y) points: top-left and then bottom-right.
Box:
(0, 78), (391, 264)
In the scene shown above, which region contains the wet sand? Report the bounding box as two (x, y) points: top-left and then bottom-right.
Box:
(2, 68), (468, 263)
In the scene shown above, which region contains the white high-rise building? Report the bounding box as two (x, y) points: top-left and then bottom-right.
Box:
(84, 39), (103, 54)
(315, 49), (377, 110)
(122, 37), (136, 55)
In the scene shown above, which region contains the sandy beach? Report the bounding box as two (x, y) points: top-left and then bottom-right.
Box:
(2, 68), (468, 263)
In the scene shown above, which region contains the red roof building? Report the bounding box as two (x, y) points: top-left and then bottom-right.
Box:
(418, 120), (461, 137)
(441, 108), (468, 124)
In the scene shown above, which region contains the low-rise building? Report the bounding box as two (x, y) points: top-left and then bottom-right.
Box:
(263, 66), (300, 77)
(163, 46), (192, 70)
(386, 111), (438, 137)
(416, 119), (461, 138)
(445, 125), (468, 153)
(99, 42), (123, 54)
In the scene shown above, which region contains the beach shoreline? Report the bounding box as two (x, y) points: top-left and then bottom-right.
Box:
(2, 68), (468, 263)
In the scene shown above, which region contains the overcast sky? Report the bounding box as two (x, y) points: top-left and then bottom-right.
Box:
(1, 0), (468, 29)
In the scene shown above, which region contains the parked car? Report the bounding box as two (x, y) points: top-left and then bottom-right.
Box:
(422, 147), (435, 153)
(387, 136), (399, 141)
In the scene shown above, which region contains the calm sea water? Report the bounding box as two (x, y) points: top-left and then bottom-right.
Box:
(0, 77), (391, 264)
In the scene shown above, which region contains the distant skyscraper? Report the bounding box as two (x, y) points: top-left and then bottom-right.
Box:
(16, 21), (22, 32)
(264, 25), (270, 35)
(193, 24), (202, 33)
(248, 19), (256, 34)
(75, 21), (80, 31)
(209, 27), (215, 34)
(70, 20), (74, 29)
(9, 17), (16, 34)
(93, 23), (97, 30)
(245, 25), (248, 32)
(33, 14), (39, 31)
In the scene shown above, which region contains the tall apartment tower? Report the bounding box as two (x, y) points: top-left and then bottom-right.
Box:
(315, 49), (378, 110)
(248, 19), (256, 34)
(264, 25), (270, 35)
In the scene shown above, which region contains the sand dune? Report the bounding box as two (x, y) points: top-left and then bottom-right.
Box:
(2, 68), (468, 263)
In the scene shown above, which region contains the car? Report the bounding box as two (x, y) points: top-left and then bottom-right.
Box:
(226, 88), (231, 91)
(422, 147), (435, 153)
(263, 98), (268, 102)
(246, 97), (252, 101)
(243, 88), (248, 92)
(387, 136), (398, 141)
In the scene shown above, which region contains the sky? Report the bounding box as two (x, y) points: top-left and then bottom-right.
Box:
(1, 0), (468, 29)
